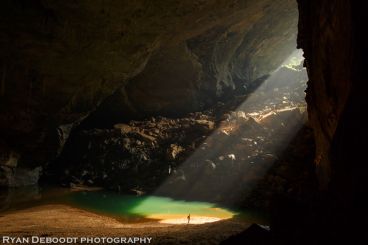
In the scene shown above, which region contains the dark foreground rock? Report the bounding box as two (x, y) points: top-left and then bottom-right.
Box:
(220, 224), (271, 245)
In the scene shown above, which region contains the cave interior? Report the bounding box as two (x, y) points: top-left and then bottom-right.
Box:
(0, 0), (368, 244)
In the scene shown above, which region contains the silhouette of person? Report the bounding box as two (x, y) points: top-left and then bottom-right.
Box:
(187, 214), (190, 224)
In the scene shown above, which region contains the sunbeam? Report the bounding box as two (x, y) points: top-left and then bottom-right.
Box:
(132, 50), (308, 221)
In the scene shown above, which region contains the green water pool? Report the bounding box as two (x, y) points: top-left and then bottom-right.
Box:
(0, 188), (268, 225)
(68, 191), (236, 224)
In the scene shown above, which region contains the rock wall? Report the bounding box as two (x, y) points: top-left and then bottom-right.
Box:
(297, 0), (368, 190)
(82, 0), (299, 126)
(297, 0), (368, 242)
(297, 0), (353, 189)
(0, 0), (298, 179)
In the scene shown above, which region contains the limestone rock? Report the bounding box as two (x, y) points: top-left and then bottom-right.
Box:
(113, 124), (133, 134)
(0, 166), (42, 187)
(167, 144), (185, 160)
(135, 131), (156, 144)
(0, 150), (19, 168)
(194, 120), (215, 131)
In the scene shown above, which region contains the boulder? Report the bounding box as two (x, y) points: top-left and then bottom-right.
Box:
(167, 144), (185, 160)
(194, 120), (215, 131)
(114, 124), (134, 134)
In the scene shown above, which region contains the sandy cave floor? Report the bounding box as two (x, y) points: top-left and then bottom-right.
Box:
(0, 204), (251, 244)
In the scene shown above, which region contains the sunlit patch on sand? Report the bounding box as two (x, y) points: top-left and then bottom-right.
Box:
(158, 216), (222, 224)
(145, 211), (234, 224)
